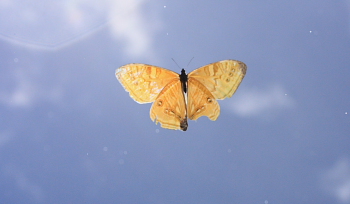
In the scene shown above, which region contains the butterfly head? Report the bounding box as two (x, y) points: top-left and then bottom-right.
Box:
(180, 69), (187, 77)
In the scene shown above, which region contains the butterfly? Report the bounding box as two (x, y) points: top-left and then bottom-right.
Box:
(115, 60), (247, 131)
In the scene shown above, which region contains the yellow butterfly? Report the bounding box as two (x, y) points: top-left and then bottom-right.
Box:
(115, 60), (247, 131)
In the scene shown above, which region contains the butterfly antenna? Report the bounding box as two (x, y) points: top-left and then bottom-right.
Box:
(186, 57), (194, 68)
(171, 58), (182, 69)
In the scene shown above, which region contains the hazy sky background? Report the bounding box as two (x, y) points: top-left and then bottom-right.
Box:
(1, 0), (350, 203)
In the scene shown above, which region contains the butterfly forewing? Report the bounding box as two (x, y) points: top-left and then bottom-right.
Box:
(187, 77), (220, 121)
(188, 60), (247, 100)
(150, 79), (188, 131)
(116, 64), (179, 103)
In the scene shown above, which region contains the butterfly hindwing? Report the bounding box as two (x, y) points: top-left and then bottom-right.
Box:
(150, 80), (188, 131)
(187, 77), (220, 121)
(188, 60), (247, 100)
(116, 64), (179, 103)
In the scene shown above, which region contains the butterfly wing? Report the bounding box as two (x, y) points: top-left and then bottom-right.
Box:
(188, 60), (247, 100)
(116, 64), (179, 103)
(150, 79), (188, 131)
(187, 77), (220, 121)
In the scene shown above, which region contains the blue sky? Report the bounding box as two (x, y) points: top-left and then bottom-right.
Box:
(1, 0), (350, 203)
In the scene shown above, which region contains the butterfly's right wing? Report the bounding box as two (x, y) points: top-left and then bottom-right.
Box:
(187, 60), (246, 121)
(188, 60), (247, 100)
(116, 64), (179, 103)
(150, 80), (188, 131)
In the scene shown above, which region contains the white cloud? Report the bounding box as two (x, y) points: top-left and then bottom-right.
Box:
(2, 165), (45, 202)
(108, 0), (161, 59)
(0, 0), (162, 108)
(321, 158), (350, 203)
(0, 131), (12, 148)
(0, 66), (64, 108)
(0, 0), (161, 57)
(0, 0), (12, 7)
(228, 85), (295, 117)
(0, 69), (35, 107)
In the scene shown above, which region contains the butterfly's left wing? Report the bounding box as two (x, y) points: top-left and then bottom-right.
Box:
(150, 79), (188, 131)
(116, 64), (179, 104)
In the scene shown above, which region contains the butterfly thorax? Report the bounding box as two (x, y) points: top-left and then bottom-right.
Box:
(179, 69), (188, 93)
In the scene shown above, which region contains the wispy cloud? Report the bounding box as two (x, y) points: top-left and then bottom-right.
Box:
(108, 0), (161, 59)
(227, 85), (295, 118)
(0, 131), (12, 148)
(0, 0), (162, 57)
(2, 165), (45, 202)
(0, 0), (162, 108)
(321, 158), (350, 203)
(0, 66), (63, 108)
